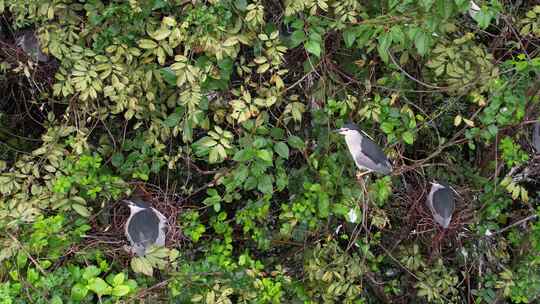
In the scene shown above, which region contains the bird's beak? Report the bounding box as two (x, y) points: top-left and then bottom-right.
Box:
(334, 128), (345, 133)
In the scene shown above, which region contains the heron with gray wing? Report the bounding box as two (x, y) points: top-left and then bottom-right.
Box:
(15, 30), (49, 63)
(123, 199), (167, 256)
(336, 123), (393, 176)
(533, 122), (540, 154)
(426, 181), (456, 229)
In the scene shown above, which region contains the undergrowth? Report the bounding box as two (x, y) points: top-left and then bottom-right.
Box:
(1, 0), (540, 303)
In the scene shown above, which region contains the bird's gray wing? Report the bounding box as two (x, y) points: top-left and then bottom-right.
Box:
(356, 136), (391, 173)
(533, 122), (540, 154)
(152, 207), (168, 247)
(127, 209), (160, 248)
(432, 187), (455, 219)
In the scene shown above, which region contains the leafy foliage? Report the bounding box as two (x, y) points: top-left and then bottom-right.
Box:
(1, 0), (540, 303)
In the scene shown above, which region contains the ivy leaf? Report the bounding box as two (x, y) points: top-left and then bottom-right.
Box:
(111, 153), (124, 168)
(83, 265), (101, 280)
(164, 112), (182, 127)
(380, 122), (394, 134)
(343, 28), (357, 48)
(257, 175), (273, 194)
(274, 142), (289, 159)
(420, 0), (434, 10)
(112, 285), (130, 297)
(87, 278), (112, 296)
(377, 32), (392, 63)
(288, 135), (305, 150)
(305, 40), (322, 58)
(414, 31), (430, 56)
(72, 204), (91, 217)
(318, 194), (329, 218)
(402, 131), (414, 145)
(131, 257), (153, 276)
(160, 67), (177, 86)
(473, 8), (493, 29)
(71, 283), (89, 301)
(256, 149), (273, 162)
(290, 30), (306, 48)
(138, 39), (158, 49)
(152, 28), (171, 41)
(112, 273), (125, 286)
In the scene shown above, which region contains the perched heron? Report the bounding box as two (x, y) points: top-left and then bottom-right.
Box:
(123, 199), (167, 256)
(336, 123), (393, 175)
(426, 182), (456, 229)
(533, 122), (540, 154)
(15, 30), (49, 63)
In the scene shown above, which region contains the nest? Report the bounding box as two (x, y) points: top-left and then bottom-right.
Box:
(398, 175), (475, 258)
(83, 183), (186, 266)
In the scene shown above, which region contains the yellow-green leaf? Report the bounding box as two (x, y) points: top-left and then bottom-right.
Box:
(138, 39), (158, 49)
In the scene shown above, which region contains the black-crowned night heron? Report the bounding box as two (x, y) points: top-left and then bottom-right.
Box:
(123, 199), (167, 256)
(15, 30), (49, 63)
(533, 122), (540, 154)
(426, 182), (456, 229)
(336, 123), (393, 175)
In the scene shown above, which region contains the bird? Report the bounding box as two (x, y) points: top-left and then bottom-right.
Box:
(15, 30), (49, 63)
(426, 181), (456, 229)
(335, 123), (393, 176)
(533, 122), (540, 154)
(123, 198), (168, 256)
(468, 0), (480, 19)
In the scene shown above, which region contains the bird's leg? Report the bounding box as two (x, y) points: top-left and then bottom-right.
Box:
(356, 170), (371, 180)
(355, 171), (371, 233)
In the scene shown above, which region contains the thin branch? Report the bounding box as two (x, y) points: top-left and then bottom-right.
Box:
(7, 232), (47, 276)
(486, 214), (539, 237)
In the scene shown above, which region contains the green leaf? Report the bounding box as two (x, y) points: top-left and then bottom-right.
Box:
(152, 28), (171, 41)
(131, 257), (153, 276)
(318, 194), (329, 218)
(377, 32), (392, 63)
(414, 31), (430, 56)
(380, 122), (394, 134)
(87, 278), (112, 296)
(160, 67), (177, 86)
(290, 30), (306, 48)
(288, 135), (305, 150)
(420, 0), (434, 10)
(402, 131), (414, 145)
(256, 149), (273, 162)
(138, 39), (158, 49)
(112, 285), (130, 297)
(487, 125), (498, 136)
(305, 39), (322, 58)
(164, 112), (182, 127)
(72, 204), (91, 217)
(111, 153), (124, 168)
(343, 28), (357, 48)
(112, 273), (125, 286)
(473, 8), (493, 29)
(233, 148), (255, 162)
(71, 283), (88, 301)
(257, 175), (273, 194)
(274, 142), (289, 159)
(83, 266), (101, 280)
(51, 295), (63, 304)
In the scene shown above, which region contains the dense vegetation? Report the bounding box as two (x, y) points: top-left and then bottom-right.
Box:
(1, 0), (540, 303)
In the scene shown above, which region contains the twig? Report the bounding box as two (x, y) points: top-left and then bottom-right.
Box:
(7, 232), (47, 276)
(486, 214), (539, 237)
(387, 51), (447, 90)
